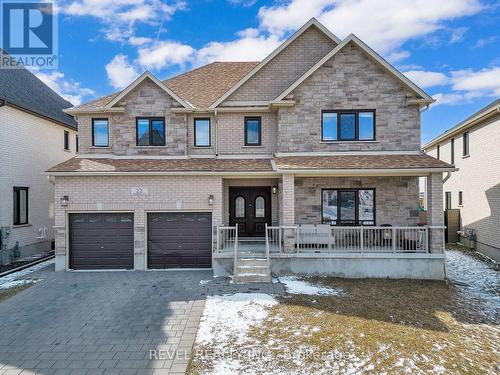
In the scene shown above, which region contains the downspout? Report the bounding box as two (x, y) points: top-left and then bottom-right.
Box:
(443, 171), (451, 183)
(214, 109), (219, 156)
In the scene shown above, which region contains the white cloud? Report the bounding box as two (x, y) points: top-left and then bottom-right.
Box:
(450, 67), (500, 96)
(258, 0), (481, 55)
(105, 54), (140, 89)
(228, 0), (257, 7)
(473, 36), (497, 48)
(129, 36), (153, 46)
(449, 27), (468, 43)
(33, 70), (96, 106)
(387, 50), (411, 63)
(196, 34), (281, 64)
(62, 0), (186, 42)
(403, 70), (449, 88)
(137, 41), (194, 70)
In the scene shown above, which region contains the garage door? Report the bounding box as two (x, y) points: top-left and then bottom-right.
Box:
(69, 213), (134, 270)
(147, 212), (212, 269)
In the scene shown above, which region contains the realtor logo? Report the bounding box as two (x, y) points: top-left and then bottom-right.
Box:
(0, 0), (57, 68)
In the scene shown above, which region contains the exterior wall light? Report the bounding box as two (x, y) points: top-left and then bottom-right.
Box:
(272, 185), (278, 194)
(60, 195), (69, 207)
(208, 194), (214, 206)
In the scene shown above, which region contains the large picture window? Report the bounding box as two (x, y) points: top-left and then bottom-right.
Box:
(322, 110), (375, 141)
(194, 118), (211, 147)
(322, 188), (375, 225)
(92, 119), (109, 147)
(136, 117), (166, 146)
(13, 187), (29, 225)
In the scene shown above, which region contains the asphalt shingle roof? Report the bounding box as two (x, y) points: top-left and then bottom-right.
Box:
(73, 61), (259, 111)
(0, 62), (77, 129)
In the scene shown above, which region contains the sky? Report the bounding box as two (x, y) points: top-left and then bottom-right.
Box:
(34, 0), (500, 144)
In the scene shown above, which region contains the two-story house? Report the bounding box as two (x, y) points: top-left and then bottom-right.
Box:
(423, 99), (500, 262)
(48, 19), (454, 280)
(0, 63), (77, 262)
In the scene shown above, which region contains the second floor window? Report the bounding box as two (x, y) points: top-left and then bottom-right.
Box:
(451, 138), (455, 164)
(136, 118), (166, 146)
(64, 130), (69, 151)
(463, 132), (470, 156)
(437, 145), (440, 159)
(194, 118), (211, 147)
(322, 110), (375, 141)
(92, 119), (109, 147)
(244, 117), (261, 146)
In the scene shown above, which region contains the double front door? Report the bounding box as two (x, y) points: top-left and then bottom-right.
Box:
(229, 187), (272, 237)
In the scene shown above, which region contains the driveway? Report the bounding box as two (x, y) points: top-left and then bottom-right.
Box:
(0, 265), (212, 375)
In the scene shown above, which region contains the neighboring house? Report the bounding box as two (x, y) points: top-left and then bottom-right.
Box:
(48, 19), (454, 280)
(0, 64), (77, 262)
(423, 99), (500, 262)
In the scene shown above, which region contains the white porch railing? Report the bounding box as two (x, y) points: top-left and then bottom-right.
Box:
(267, 225), (437, 254)
(214, 225), (446, 254)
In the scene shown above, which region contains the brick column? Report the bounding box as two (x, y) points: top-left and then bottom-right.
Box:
(134, 205), (146, 270)
(281, 174), (296, 252)
(427, 173), (445, 253)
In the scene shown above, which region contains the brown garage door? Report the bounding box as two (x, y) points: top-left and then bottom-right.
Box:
(147, 212), (212, 269)
(69, 213), (134, 270)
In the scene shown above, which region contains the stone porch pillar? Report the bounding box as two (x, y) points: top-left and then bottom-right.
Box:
(281, 174), (296, 252)
(426, 173), (445, 253)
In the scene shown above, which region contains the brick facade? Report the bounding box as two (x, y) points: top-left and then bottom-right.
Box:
(226, 26), (337, 102)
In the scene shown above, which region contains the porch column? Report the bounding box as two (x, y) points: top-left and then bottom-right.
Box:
(281, 174), (296, 252)
(427, 173), (445, 253)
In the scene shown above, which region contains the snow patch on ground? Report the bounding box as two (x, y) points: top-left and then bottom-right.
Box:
(0, 258), (53, 290)
(196, 293), (277, 345)
(279, 276), (344, 296)
(445, 249), (499, 320)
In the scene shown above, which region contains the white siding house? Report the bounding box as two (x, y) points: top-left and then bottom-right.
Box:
(0, 67), (77, 262)
(423, 99), (500, 261)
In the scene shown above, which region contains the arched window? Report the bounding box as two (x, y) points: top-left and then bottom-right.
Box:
(235, 196), (245, 218)
(255, 196), (265, 218)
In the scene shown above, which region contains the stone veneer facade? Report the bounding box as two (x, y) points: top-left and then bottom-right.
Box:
(277, 44), (420, 153)
(294, 176), (420, 226)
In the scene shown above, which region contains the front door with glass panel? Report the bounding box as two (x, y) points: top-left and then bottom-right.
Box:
(229, 187), (272, 237)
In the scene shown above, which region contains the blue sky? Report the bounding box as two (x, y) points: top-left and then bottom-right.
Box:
(35, 0), (500, 144)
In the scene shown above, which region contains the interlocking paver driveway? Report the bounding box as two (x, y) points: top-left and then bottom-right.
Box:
(0, 265), (212, 375)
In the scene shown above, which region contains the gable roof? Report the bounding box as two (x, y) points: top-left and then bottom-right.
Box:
(422, 98), (500, 150)
(209, 18), (341, 108)
(0, 62), (77, 129)
(274, 34), (434, 104)
(105, 71), (193, 109)
(68, 62), (258, 112)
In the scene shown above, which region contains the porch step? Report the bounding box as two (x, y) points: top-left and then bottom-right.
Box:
(234, 256), (271, 283)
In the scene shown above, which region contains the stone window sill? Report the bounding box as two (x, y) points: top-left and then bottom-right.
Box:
(242, 145), (265, 148)
(89, 146), (110, 149)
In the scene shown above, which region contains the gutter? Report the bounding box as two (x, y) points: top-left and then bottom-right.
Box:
(0, 98), (5, 107)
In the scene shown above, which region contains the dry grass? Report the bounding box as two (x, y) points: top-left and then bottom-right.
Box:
(253, 278), (498, 374)
(188, 277), (499, 374)
(0, 282), (35, 302)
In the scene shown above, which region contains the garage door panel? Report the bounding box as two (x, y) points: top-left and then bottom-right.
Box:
(69, 213), (134, 270)
(147, 212), (212, 269)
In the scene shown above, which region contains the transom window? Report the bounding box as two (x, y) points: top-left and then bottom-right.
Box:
(92, 118), (109, 147)
(13, 187), (29, 225)
(322, 188), (375, 226)
(194, 118), (211, 147)
(322, 110), (375, 141)
(244, 117), (261, 146)
(136, 117), (165, 146)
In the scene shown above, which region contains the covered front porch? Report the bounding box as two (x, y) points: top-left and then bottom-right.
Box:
(213, 154), (452, 280)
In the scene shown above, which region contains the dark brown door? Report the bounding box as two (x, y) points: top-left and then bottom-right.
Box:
(147, 212), (212, 269)
(229, 187), (271, 237)
(69, 213), (134, 270)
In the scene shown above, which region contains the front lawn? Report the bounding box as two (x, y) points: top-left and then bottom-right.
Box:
(188, 249), (499, 374)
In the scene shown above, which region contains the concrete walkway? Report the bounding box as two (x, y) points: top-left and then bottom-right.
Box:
(0, 265), (284, 375)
